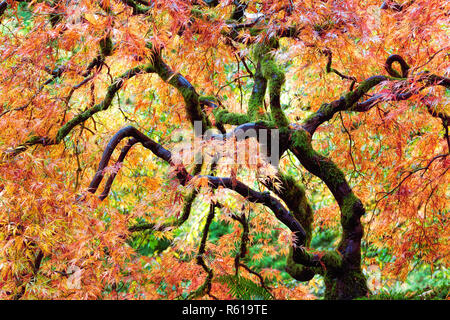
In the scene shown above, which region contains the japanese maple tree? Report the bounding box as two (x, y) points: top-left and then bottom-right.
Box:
(0, 0), (448, 300)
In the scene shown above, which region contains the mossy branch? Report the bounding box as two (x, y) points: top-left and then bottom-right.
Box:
(212, 108), (251, 125)
(120, 0), (150, 15)
(253, 41), (290, 128)
(152, 53), (211, 131)
(56, 63), (156, 143)
(302, 54), (449, 135)
(186, 202), (217, 300)
(247, 61), (268, 120)
(89, 126), (321, 271)
(287, 128), (365, 284)
(302, 75), (387, 135)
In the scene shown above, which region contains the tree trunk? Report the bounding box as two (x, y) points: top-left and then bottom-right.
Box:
(324, 267), (369, 300)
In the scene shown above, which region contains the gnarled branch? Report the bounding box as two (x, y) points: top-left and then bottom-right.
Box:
(302, 54), (449, 135)
(88, 125), (325, 269)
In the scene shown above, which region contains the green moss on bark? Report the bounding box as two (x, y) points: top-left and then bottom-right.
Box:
(212, 108), (250, 125)
(251, 41), (289, 127)
(277, 173), (313, 242)
(56, 63), (156, 143)
(199, 95), (217, 103)
(285, 248), (317, 281)
(247, 62), (268, 120)
(290, 130), (315, 159)
(324, 269), (369, 300)
(100, 35), (113, 57)
(345, 76), (386, 107)
(153, 56), (211, 130)
(321, 251), (343, 270)
(340, 193), (361, 226)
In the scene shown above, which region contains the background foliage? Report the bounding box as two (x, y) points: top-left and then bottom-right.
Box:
(0, 0), (448, 299)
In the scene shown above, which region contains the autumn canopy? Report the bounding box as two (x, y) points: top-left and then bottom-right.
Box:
(0, 0), (448, 300)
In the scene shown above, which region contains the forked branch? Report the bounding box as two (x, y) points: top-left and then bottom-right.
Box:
(302, 54), (450, 135)
(88, 126), (324, 268)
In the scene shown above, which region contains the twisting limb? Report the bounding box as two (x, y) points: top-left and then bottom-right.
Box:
(274, 54), (447, 298)
(338, 111), (360, 178)
(230, 209), (249, 275)
(254, 40), (290, 128)
(261, 172), (325, 281)
(124, 45), (222, 231)
(247, 60), (268, 120)
(302, 55), (450, 136)
(88, 126), (178, 194)
(88, 126), (330, 270)
(322, 48), (357, 84)
(352, 74), (450, 114)
(202, 37), (344, 281)
(230, 208), (274, 297)
(302, 75), (388, 135)
(384, 54), (410, 78)
(97, 137), (139, 200)
(288, 125), (366, 298)
(187, 202), (218, 300)
(6, 63), (156, 156)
